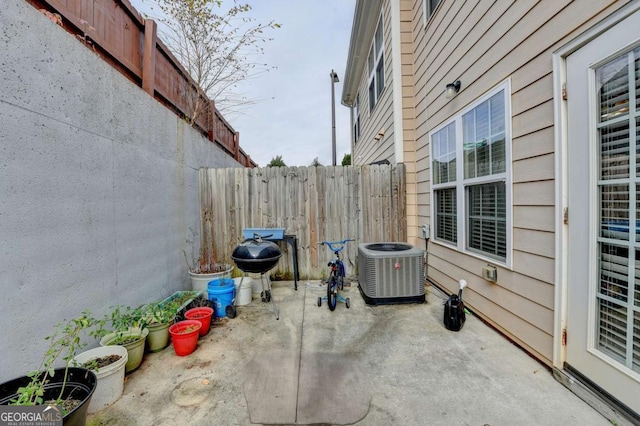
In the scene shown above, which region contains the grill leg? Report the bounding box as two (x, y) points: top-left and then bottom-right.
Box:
(260, 274), (267, 294)
(263, 274), (279, 320)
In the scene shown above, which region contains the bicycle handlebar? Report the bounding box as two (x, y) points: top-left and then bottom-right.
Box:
(318, 239), (355, 252)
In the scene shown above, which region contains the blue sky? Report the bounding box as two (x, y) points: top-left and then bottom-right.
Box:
(131, 0), (356, 167)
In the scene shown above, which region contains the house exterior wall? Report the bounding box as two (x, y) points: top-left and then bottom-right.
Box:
(345, 0), (421, 242)
(0, 0), (241, 381)
(412, 0), (628, 366)
(350, 2), (396, 166)
(399, 0), (420, 244)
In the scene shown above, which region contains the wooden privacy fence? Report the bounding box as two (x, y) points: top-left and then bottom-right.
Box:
(199, 164), (407, 280)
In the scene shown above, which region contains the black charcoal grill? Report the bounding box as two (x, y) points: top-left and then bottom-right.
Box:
(230, 235), (282, 319)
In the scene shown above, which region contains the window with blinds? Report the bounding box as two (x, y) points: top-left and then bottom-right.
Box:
(468, 182), (506, 259)
(430, 82), (511, 263)
(595, 47), (640, 373)
(435, 188), (457, 243)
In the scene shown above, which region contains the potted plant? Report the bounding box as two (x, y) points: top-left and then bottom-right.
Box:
(184, 227), (233, 292)
(73, 345), (127, 414)
(143, 300), (179, 353)
(0, 311), (99, 425)
(98, 305), (149, 374)
(184, 306), (214, 336)
(175, 293), (214, 322)
(168, 320), (202, 356)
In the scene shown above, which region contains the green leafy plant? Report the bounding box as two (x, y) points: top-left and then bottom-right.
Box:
(143, 300), (180, 326)
(11, 311), (101, 410)
(100, 305), (148, 345)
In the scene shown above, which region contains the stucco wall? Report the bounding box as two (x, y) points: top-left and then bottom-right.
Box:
(0, 0), (241, 381)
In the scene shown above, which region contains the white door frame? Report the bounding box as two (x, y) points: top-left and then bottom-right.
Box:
(552, 1), (640, 370)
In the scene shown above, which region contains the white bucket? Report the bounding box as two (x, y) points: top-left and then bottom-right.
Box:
(233, 277), (253, 306)
(73, 345), (128, 414)
(251, 275), (264, 296)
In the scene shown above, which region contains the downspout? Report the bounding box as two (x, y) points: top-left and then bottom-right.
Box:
(390, 0), (404, 164)
(349, 105), (355, 164)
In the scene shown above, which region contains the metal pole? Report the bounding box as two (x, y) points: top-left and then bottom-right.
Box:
(330, 70), (339, 166)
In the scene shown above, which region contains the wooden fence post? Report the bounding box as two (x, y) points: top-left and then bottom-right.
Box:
(142, 19), (157, 96)
(208, 100), (215, 142)
(234, 132), (240, 163)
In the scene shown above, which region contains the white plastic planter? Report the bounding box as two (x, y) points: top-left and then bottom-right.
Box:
(189, 265), (233, 293)
(74, 346), (128, 414)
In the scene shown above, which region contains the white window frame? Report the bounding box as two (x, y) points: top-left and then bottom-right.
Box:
(430, 80), (513, 266)
(423, 0), (442, 27)
(368, 14), (384, 112)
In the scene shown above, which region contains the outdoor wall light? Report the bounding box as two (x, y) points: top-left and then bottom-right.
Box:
(445, 80), (461, 99)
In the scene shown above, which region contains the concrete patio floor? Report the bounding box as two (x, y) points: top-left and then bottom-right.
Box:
(87, 280), (611, 425)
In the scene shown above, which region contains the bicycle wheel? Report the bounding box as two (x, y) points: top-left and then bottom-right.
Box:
(337, 261), (345, 290)
(327, 274), (337, 311)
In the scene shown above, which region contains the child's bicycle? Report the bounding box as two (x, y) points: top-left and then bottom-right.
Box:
(317, 239), (354, 311)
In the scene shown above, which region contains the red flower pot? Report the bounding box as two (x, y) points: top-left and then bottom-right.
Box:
(169, 320), (202, 356)
(185, 307), (214, 337)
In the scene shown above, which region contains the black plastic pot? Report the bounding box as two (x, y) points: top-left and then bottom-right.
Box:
(0, 367), (97, 426)
(176, 296), (215, 322)
(231, 238), (282, 273)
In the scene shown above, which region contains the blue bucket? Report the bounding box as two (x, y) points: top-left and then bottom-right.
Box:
(208, 278), (235, 317)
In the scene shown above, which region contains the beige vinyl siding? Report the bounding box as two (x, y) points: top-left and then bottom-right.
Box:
(400, 0), (419, 241)
(411, 0), (626, 366)
(352, 2), (395, 166)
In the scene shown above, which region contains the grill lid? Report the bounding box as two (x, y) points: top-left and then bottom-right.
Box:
(231, 237), (282, 273)
(232, 239), (281, 260)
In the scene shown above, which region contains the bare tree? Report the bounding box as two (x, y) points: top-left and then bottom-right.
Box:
(147, 0), (279, 123)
